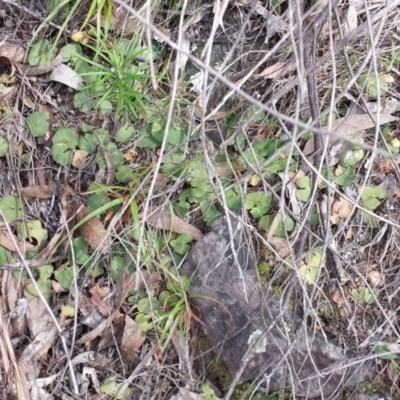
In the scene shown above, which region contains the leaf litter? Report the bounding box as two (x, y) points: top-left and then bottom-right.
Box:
(1, 0), (400, 398)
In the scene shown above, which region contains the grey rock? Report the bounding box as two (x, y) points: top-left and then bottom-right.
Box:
(352, 392), (387, 400)
(181, 215), (376, 398)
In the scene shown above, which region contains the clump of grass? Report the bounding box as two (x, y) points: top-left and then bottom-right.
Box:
(76, 33), (152, 119)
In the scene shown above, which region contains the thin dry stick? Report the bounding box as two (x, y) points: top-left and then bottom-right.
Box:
(114, 345), (157, 398)
(1, 0), (70, 34)
(0, 311), (30, 399)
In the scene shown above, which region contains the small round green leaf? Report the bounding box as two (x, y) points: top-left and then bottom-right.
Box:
(0, 195), (22, 222)
(245, 191), (272, 218)
(352, 287), (377, 305)
(201, 203), (222, 227)
(17, 220), (48, 249)
(73, 91), (94, 112)
(52, 126), (79, 148)
(100, 378), (132, 399)
(54, 265), (77, 290)
(78, 134), (96, 153)
(69, 237), (90, 266)
(93, 128), (110, 144)
(111, 255), (126, 282)
(116, 165), (133, 183)
(27, 111), (50, 137)
(299, 265), (319, 285)
(61, 43), (82, 63)
(95, 142), (124, 168)
(225, 187), (242, 211)
(334, 166), (356, 187)
(25, 264), (53, 299)
(374, 344), (397, 360)
(358, 73), (388, 98)
(115, 123), (135, 143)
(170, 233), (193, 255)
(295, 176), (312, 202)
(28, 39), (55, 66)
(360, 186), (387, 210)
(166, 127), (185, 145)
(340, 149), (364, 167)
(137, 124), (161, 149)
(52, 143), (72, 166)
(306, 249), (324, 268)
(258, 215), (295, 237)
(98, 99), (112, 115)
(151, 122), (164, 142)
(0, 245), (12, 267)
(0, 137), (9, 156)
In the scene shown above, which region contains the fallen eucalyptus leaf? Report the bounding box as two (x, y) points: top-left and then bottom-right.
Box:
(139, 207), (203, 241)
(50, 63), (83, 90)
(75, 205), (112, 254)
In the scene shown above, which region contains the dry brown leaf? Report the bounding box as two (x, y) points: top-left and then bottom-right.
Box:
(90, 285), (111, 317)
(50, 63), (83, 90)
(343, 4), (358, 35)
(139, 207), (203, 241)
(331, 197), (353, 224)
(0, 84), (18, 105)
(302, 136), (315, 157)
(72, 149), (89, 168)
(19, 320), (63, 377)
(248, 175), (260, 186)
(0, 311), (31, 400)
(17, 51), (64, 76)
(3, 271), (28, 335)
(340, 308), (349, 318)
(194, 103), (243, 121)
(171, 330), (192, 375)
(330, 213), (339, 225)
(214, 161), (246, 177)
(366, 98), (400, 114)
(266, 212), (282, 242)
(76, 205), (112, 254)
(256, 61), (287, 79)
(0, 41), (26, 62)
(120, 316), (146, 363)
(124, 149), (136, 162)
(123, 270), (162, 294)
(290, 170), (306, 181)
(20, 292), (60, 377)
(367, 270), (385, 287)
(154, 173), (169, 189)
(379, 159), (395, 174)
(19, 184), (55, 199)
(267, 236), (291, 259)
(109, 7), (136, 33)
(98, 143), (115, 185)
(71, 351), (109, 368)
(384, 74), (395, 83)
(51, 280), (64, 293)
(345, 228), (353, 239)
(31, 387), (52, 399)
(79, 294), (104, 329)
(303, 114), (399, 157)
(153, 26), (171, 43)
(331, 290), (343, 306)
(97, 313), (125, 351)
(331, 113), (399, 136)
(171, 389), (203, 400)
(76, 312), (116, 345)
(38, 104), (54, 127)
(0, 228), (34, 252)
